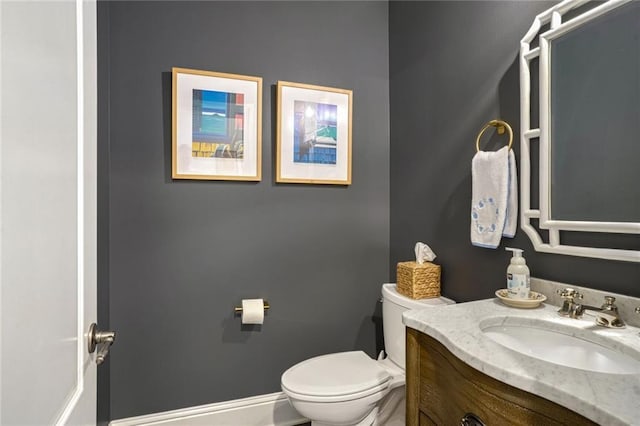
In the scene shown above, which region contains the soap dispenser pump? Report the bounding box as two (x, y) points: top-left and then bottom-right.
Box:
(506, 247), (530, 299)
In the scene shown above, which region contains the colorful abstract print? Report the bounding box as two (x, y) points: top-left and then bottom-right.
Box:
(192, 89), (244, 159)
(293, 101), (338, 165)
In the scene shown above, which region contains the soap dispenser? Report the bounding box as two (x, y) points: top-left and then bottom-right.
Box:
(506, 248), (530, 299)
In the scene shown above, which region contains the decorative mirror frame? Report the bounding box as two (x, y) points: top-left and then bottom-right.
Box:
(520, 0), (640, 263)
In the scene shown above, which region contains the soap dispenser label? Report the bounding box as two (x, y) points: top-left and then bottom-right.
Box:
(507, 273), (530, 299)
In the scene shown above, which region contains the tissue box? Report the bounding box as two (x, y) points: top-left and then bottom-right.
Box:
(396, 261), (441, 299)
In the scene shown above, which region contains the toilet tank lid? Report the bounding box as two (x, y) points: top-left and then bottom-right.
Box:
(382, 283), (455, 309)
(281, 351), (390, 398)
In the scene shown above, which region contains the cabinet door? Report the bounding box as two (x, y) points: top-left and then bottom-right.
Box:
(407, 329), (596, 426)
(419, 412), (436, 426)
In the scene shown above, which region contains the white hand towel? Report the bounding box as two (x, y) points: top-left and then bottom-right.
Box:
(471, 146), (517, 248)
(503, 150), (518, 238)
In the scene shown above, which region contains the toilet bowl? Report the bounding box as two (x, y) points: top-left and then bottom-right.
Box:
(281, 284), (454, 426)
(281, 351), (404, 426)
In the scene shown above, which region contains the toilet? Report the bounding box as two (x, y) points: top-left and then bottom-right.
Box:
(281, 283), (454, 426)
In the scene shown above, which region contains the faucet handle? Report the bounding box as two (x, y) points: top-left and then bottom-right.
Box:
(557, 288), (583, 316)
(557, 288), (583, 300)
(635, 307), (640, 314)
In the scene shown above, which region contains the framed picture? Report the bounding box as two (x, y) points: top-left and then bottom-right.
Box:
(172, 67), (262, 181)
(276, 81), (352, 185)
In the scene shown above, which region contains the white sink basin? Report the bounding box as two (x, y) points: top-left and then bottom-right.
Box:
(481, 318), (640, 375)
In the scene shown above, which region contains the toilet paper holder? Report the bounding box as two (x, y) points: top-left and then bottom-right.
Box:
(234, 300), (270, 313)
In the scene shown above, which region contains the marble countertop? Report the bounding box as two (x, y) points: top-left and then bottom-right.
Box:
(403, 298), (640, 425)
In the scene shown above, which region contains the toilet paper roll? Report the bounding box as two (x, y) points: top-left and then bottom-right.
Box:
(241, 299), (264, 325)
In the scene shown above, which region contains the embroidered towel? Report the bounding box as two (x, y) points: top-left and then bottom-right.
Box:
(471, 146), (517, 248)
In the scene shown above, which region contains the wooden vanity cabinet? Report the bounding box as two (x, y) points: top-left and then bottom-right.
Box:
(406, 328), (597, 426)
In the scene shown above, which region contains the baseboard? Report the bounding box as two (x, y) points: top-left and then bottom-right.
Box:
(109, 392), (307, 426)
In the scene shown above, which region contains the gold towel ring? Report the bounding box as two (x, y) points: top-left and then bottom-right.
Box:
(475, 119), (513, 152)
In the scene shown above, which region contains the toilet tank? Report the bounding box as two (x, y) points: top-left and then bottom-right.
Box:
(381, 283), (454, 370)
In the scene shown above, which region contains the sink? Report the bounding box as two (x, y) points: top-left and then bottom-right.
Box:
(480, 317), (640, 375)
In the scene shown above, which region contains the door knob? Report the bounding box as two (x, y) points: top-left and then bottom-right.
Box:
(88, 323), (116, 365)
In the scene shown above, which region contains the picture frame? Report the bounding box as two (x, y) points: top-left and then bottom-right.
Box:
(172, 67), (262, 181)
(276, 81), (352, 185)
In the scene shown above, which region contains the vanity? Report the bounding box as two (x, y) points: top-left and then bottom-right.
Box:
(405, 329), (595, 426)
(402, 281), (640, 426)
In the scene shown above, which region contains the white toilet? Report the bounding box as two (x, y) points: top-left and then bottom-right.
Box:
(281, 283), (454, 426)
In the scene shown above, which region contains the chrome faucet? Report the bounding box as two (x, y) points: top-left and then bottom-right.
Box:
(569, 296), (625, 328)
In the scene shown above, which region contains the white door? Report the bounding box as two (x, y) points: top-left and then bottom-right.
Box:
(0, 0), (98, 424)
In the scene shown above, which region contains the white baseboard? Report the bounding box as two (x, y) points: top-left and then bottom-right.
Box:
(109, 392), (307, 426)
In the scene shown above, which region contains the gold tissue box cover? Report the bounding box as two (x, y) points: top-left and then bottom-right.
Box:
(396, 261), (441, 299)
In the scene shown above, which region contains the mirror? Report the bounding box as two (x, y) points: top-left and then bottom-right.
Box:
(551, 1), (640, 223)
(520, 0), (640, 262)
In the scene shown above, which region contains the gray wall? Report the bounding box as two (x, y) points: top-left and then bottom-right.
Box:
(99, 1), (389, 420)
(389, 1), (640, 303)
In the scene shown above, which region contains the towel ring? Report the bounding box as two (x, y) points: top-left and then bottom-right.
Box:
(475, 119), (513, 152)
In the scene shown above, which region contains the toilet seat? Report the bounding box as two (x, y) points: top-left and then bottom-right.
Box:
(281, 351), (391, 403)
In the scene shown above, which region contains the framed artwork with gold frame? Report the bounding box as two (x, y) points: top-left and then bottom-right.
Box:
(172, 67), (262, 181)
(276, 81), (352, 185)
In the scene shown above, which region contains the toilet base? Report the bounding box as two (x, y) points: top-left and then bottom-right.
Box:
(308, 392), (405, 426)
(376, 396), (404, 426)
(311, 407), (378, 426)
